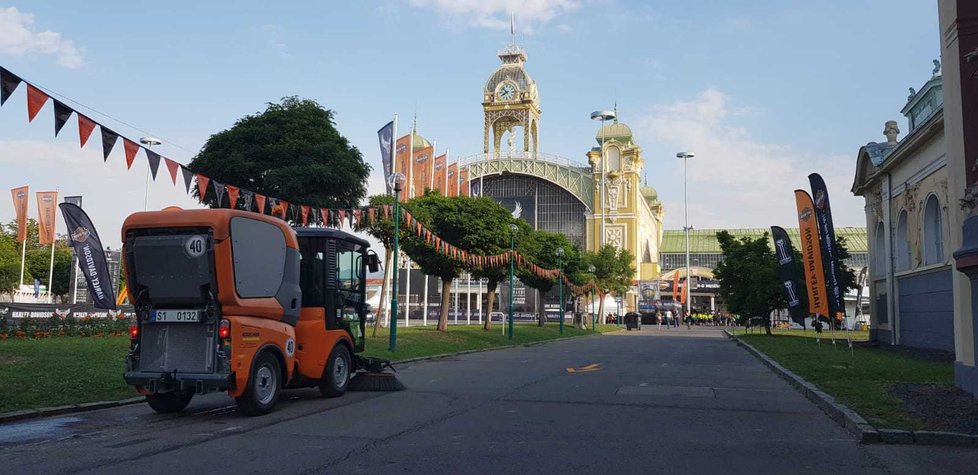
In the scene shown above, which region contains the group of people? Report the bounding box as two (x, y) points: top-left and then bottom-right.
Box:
(652, 309), (736, 329)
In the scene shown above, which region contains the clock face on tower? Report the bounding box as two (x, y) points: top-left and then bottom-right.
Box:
(498, 83), (517, 101)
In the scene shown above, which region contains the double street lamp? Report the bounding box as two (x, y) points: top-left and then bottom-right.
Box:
(387, 172), (406, 352)
(556, 247), (564, 335)
(676, 151), (695, 318)
(508, 223), (518, 340)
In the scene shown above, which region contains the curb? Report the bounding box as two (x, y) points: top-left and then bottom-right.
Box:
(0, 329), (621, 425)
(0, 397), (145, 425)
(724, 330), (976, 448)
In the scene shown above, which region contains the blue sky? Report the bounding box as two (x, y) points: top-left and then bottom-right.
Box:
(0, 1), (940, 248)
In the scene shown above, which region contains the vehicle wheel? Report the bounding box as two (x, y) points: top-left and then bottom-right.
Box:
(319, 344), (351, 398)
(236, 352), (281, 416)
(146, 391), (193, 413)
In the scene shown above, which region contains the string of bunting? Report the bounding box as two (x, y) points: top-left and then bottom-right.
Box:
(0, 64), (595, 289)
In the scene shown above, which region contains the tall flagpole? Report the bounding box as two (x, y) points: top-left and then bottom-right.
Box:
(404, 122), (414, 328)
(384, 114), (397, 327)
(423, 139), (435, 326)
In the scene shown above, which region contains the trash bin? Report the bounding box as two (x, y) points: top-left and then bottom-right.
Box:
(625, 312), (641, 331)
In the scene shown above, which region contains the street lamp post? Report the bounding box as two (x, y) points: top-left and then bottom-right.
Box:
(508, 223), (518, 340)
(388, 172), (405, 352)
(588, 264), (596, 332)
(591, 110), (616, 248)
(676, 152), (695, 319)
(139, 137), (162, 211)
(556, 247), (564, 334)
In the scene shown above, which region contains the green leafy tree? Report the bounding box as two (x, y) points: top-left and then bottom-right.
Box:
(714, 231), (784, 335)
(515, 229), (581, 325)
(355, 194), (397, 336)
(400, 194), (513, 331)
(188, 96), (371, 217)
(583, 245), (635, 325)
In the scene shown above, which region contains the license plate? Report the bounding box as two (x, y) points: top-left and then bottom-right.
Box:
(151, 309), (201, 323)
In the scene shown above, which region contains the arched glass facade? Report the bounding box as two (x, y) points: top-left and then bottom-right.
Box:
(479, 174), (588, 248)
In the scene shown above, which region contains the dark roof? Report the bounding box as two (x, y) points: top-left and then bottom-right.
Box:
(293, 227), (370, 248)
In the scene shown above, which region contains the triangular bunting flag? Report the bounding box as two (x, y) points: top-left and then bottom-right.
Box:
(196, 174), (210, 202)
(241, 190), (254, 211)
(226, 185), (240, 209)
(353, 208), (361, 227)
(320, 208), (330, 226)
(26, 84), (49, 122)
(212, 181), (226, 207)
(181, 166), (194, 193)
(100, 127), (119, 161)
(255, 194), (267, 214)
(164, 158), (180, 185)
(77, 114), (96, 148)
(146, 149), (161, 179)
(301, 205), (310, 226)
(53, 99), (73, 136)
(338, 209), (346, 225)
(123, 139), (140, 169)
(279, 201), (289, 219)
(0, 67), (23, 106)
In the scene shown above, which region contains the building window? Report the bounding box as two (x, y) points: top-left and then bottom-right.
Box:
(874, 222), (885, 277)
(606, 146), (621, 171)
(896, 210), (910, 271)
(922, 194), (944, 265)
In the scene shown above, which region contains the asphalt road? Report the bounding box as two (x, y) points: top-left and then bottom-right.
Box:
(1, 327), (975, 474)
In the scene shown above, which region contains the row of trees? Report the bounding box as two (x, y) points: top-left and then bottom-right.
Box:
(357, 192), (635, 333)
(0, 219), (74, 298)
(185, 97), (635, 333)
(713, 230), (856, 335)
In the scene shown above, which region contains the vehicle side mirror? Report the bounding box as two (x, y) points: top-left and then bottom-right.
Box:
(367, 253), (380, 273)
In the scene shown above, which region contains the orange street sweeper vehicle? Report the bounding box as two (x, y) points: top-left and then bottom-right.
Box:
(121, 208), (388, 415)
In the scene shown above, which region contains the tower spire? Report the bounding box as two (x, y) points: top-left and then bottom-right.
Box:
(511, 12), (516, 46)
(613, 101), (619, 124)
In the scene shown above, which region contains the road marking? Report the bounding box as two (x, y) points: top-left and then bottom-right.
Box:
(566, 363), (601, 373)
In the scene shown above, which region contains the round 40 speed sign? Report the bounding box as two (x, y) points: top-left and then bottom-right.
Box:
(184, 235), (207, 258)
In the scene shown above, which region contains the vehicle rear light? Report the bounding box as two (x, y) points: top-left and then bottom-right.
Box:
(129, 324), (139, 339)
(219, 319), (231, 339)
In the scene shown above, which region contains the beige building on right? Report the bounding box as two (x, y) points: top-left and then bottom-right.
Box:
(852, 1), (978, 397)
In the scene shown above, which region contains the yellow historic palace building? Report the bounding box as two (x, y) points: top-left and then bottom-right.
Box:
(460, 37), (664, 311)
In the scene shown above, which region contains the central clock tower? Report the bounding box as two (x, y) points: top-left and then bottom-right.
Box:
(482, 39), (540, 157)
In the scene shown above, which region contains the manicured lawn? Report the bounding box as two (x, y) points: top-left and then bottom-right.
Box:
(0, 323), (619, 414)
(731, 327), (870, 342)
(737, 332), (953, 430)
(0, 336), (134, 414)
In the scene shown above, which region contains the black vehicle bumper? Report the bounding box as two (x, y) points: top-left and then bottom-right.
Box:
(124, 371), (234, 394)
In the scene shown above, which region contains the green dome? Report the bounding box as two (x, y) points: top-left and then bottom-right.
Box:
(412, 132), (432, 151)
(641, 186), (658, 203)
(595, 122), (633, 145)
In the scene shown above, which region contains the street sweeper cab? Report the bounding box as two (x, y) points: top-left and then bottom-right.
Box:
(121, 208), (396, 416)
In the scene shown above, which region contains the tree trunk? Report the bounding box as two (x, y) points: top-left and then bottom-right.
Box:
(371, 247), (393, 337)
(483, 278), (499, 331)
(537, 293), (545, 327)
(437, 277), (452, 332)
(597, 292), (606, 327)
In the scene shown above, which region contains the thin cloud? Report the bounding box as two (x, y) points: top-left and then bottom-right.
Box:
(406, 0), (581, 31)
(0, 7), (83, 68)
(637, 88), (863, 230)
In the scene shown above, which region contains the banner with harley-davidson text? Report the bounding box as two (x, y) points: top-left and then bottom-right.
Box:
(36, 191), (58, 245)
(59, 202), (116, 309)
(10, 185), (29, 242)
(412, 145), (433, 198)
(808, 173), (845, 321)
(771, 225), (805, 325)
(794, 190), (829, 319)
